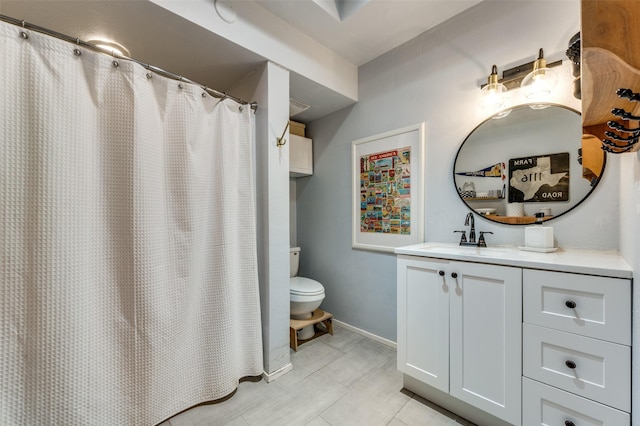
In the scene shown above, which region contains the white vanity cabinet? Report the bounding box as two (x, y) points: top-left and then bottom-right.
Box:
(395, 243), (633, 426)
(397, 255), (522, 425)
(289, 134), (313, 177)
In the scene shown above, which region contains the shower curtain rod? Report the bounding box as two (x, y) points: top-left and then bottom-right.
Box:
(0, 14), (258, 112)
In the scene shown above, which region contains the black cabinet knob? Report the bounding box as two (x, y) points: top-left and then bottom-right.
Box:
(451, 272), (458, 278)
(565, 421), (575, 426)
(565, 300), (577, 309)
(565, 360), (577, 369)
(438, 270), (445, 276)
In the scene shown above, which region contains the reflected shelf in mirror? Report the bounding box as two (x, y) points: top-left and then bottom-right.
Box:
(483, 214), (553, 225)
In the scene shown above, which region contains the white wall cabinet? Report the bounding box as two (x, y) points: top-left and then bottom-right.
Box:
(397, 255), (522, 425)
(289, 134), (313, 177)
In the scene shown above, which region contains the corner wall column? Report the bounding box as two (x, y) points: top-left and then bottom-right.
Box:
(252, 61), (292, 377)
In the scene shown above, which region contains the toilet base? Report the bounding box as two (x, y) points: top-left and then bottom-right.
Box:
(297, 325), (315, 340)
(289, 309), (334, 351)
(291, 312), (315, 340)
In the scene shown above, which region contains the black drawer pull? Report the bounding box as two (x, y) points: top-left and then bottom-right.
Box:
(451, 272), (458, 278)
(438, 270), (445, 276)
(565, 300), (577, 309)
(565, 360), (577, 369)
(565, 421), (575, 426)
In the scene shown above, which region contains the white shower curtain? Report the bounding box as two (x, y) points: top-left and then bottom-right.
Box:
(0, 20), (263, 425)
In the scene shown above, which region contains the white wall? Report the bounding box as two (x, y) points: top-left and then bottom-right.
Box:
(296, 0), (621, 342)
(246, 62), (291, 376)
(619, 152), (640, 422)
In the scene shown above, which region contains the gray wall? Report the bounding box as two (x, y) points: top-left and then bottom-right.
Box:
(295, 0), (622, 342)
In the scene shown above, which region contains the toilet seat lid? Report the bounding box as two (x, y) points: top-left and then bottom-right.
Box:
(290, 276), (324, 296)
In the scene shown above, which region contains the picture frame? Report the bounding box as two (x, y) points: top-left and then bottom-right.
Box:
(508, 152), (570, 203)
(352, 123), (425, 253)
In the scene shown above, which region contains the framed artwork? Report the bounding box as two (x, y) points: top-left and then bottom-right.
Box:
(352, 123), (425, 252)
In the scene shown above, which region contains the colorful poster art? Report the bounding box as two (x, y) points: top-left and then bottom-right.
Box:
(359, 147), (411, 234)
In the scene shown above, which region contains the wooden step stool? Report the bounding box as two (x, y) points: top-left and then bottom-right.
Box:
(289, 309), (333, 351)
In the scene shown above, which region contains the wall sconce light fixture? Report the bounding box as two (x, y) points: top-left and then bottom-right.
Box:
(520, 48), (559, 105)
(479, 65), (508, 112)
(480, 49), (562, 109)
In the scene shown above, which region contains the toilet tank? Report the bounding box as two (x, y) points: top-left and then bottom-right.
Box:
(290, 247), (301, 277)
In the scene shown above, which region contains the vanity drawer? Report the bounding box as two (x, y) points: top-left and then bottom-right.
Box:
(522, 378), (629, 426)
(523, 324), (630, 412)
(523, 269), (630, 345)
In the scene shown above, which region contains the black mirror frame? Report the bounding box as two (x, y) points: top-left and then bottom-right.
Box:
(452, 104), (607, 225)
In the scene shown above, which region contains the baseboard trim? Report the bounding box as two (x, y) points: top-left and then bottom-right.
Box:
(332, 319), (397, 350)
(262, 363), (293, 383)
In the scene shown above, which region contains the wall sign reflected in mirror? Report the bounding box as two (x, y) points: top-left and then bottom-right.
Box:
(508, 152), (569, 203)
(453, 104), (606, 225)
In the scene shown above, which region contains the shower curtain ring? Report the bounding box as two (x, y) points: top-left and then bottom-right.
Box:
(19, 20), (28, 39)
(72, 37), (82, 55)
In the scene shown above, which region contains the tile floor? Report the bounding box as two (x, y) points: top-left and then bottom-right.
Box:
(162, 325), (475, 426)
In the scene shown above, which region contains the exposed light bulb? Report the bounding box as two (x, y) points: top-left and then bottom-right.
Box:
(521, 48), (558, 106)
(480, 65), (508, 111)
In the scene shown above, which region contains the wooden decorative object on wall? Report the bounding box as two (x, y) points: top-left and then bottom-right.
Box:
(582, 0), (640, 153)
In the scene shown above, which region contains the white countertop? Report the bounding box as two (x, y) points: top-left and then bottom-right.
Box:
(395, 242), (633, 279)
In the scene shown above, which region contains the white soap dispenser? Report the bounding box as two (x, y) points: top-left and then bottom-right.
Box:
(524, 212), (554, 249)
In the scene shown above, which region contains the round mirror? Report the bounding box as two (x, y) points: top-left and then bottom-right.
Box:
(453, 104), (606, 225)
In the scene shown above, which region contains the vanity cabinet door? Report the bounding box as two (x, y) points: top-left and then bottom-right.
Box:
(397, 256), (450, 393)
(449, 261), (522, 426)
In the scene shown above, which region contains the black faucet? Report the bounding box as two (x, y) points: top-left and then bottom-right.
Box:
(465, 212), (476, 243)
(454, 213), (493, 247)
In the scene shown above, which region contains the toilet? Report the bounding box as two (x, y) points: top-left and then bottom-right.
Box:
(290, 247), (325, 340)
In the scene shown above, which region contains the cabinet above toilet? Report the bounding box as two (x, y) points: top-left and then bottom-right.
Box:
(290, 134), (313, 177)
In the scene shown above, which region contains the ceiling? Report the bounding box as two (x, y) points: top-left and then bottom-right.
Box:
(254, 0), (482, 67)
(0, 0), (482, 122)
